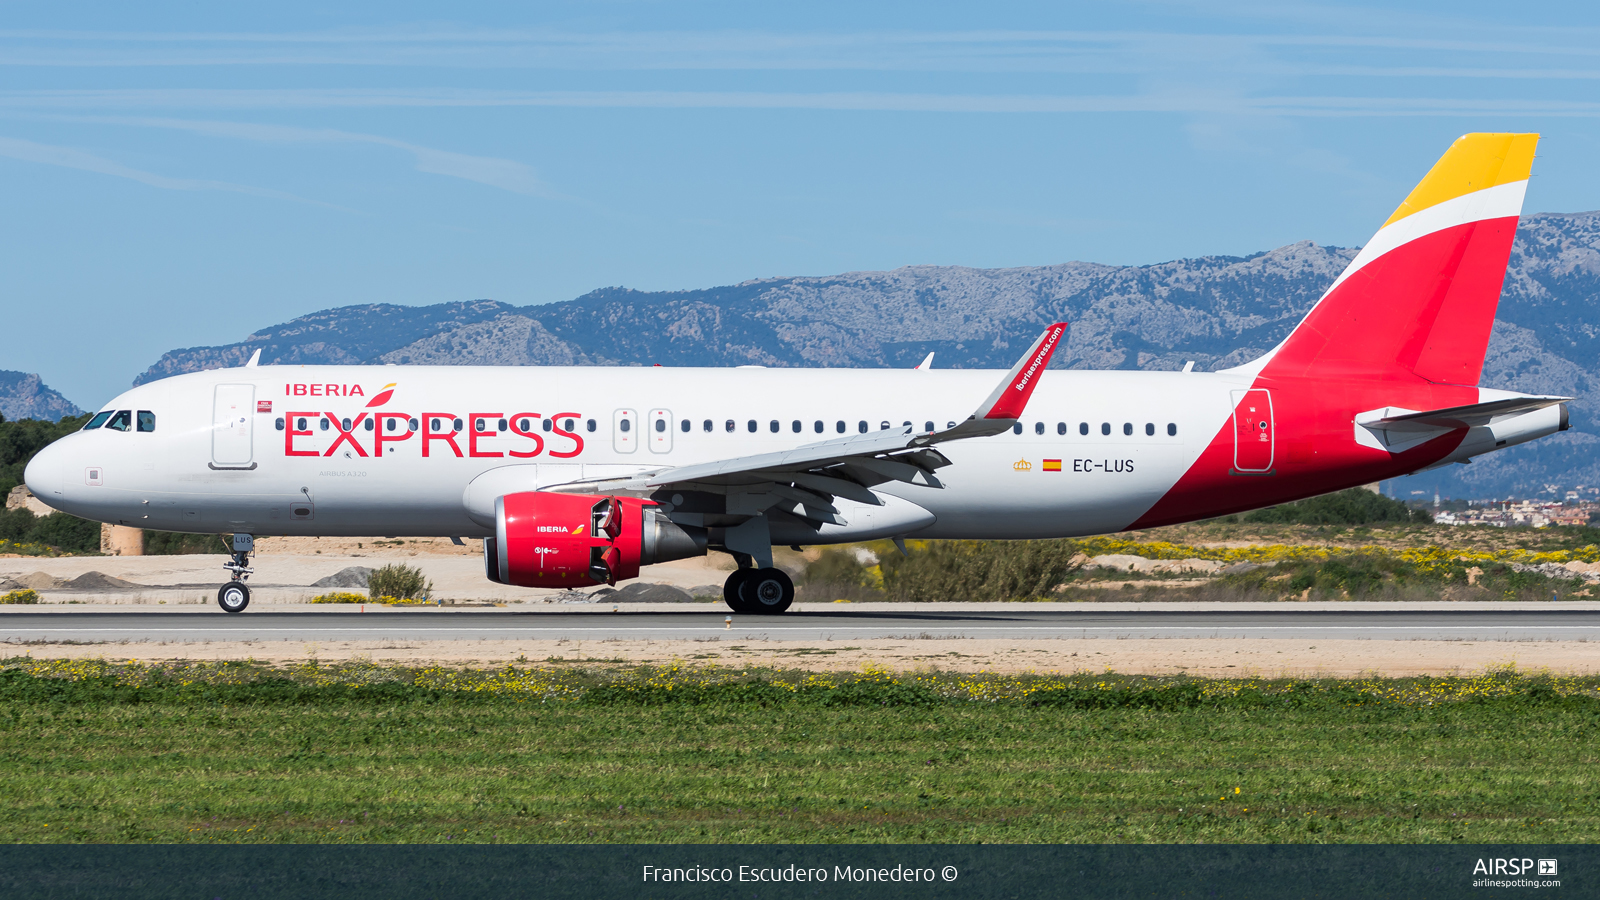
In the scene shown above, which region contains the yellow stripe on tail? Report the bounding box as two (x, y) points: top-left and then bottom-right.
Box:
(1382, 133), (1538, 228)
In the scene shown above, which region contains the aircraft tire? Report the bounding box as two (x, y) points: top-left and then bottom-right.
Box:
(217, 582), (250, 614)
(740, 567), (794, 615)
(723, 570), (754, 613)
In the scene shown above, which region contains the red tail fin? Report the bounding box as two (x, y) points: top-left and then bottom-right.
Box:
(1249, 133), (1538, 385)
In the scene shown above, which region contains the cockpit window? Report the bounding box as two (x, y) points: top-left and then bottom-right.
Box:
(137, 411), (156, 433)
(83, 411), (113, 430)
(105, 410), (132, 432)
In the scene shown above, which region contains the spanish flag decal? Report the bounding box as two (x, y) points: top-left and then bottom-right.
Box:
(1042, 459), (1062, 472)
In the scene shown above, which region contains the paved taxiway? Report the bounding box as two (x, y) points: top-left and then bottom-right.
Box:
(3, 606), (1598, 642)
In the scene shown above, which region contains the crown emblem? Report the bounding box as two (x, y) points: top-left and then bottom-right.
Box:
(1013, 459), (1033, 471)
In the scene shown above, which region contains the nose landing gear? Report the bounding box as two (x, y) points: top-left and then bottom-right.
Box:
(218, 533), (254, 614)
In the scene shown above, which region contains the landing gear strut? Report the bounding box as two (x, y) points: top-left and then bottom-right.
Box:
(218, 533), (254, 614)
(723, 566), (794, 615)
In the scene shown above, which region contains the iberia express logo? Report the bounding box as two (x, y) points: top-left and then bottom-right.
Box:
(366, 383), (397, 407)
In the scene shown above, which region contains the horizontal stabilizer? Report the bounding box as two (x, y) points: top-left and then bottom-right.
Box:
(1355, 394), (1569, 454)
(1357, 396), (1569, 433)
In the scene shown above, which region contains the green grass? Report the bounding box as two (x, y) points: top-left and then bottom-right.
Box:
(1, 660), (1596, 844)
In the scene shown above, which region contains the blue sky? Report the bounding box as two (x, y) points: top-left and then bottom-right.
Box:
(6, 1), (1600, 407)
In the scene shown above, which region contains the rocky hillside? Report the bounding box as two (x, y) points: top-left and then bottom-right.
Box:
(136, 212), (1600, 499)
(0, 371), (82, 422)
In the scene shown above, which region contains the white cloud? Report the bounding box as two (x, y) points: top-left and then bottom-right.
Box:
(55, 116), (551, 197)
(5, 88), (1600, 118)
(0, 134), (335, 205)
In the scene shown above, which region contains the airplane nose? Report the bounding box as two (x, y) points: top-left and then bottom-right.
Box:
(23, 443), (63, 501)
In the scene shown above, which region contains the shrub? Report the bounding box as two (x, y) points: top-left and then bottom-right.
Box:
(310, 592), (366, 604)
(367, 563), (431, 602)
(1236, 487), (1431, 525)
(144, 531), (230, 555)
(878, 539), (1083, 602)
(0, 507), (34, 542)
(27, 512), (101, 553)
(0, 589), (39, 605)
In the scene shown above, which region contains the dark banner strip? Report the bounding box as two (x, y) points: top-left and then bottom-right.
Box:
(0, 844), (1584, 899)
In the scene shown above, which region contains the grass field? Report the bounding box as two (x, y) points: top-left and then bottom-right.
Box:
(1, 659), (1596, 844)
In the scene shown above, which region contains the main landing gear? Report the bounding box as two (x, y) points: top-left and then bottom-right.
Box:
(217, 533), (254, 614)
(723, 566), (795, 615)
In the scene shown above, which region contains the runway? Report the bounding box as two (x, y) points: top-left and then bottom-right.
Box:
(3, 606), (1599, 642)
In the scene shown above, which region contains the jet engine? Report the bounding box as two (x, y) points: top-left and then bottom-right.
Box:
(484, 491), (706, 588)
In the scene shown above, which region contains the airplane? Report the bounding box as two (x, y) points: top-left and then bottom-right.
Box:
(24, 132), (1567, 615)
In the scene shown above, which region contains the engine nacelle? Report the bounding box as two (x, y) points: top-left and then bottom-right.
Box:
(484, 491), (706, 588)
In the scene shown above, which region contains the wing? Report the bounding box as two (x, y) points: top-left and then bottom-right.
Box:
(541, 322), (1069, 526)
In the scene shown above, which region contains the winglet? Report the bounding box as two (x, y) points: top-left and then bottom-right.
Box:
(915, 352), (935, 370)
(973, 322), (1067, 420)
(244, 349), (262, 368)
(915, 322), (1069, 446)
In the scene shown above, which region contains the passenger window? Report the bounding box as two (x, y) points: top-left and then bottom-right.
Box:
(1167, 423), (1177, 436)
(498, 419), (507, 432)
(815, 420), (824, 434)
(562, 418), (574, 430)
(1012, 423), (1022, 435)
(542, 418), (552, 433)
(1057, 422), (1066, 435)
(517, 418), (531, 431)
(137, 411), (155, 433)
(791, 420), (801, 433)
(1123, 423), (1133, 436)
(387, 418), (399, 432)
(296, 417), (308, 432)
(655, 418), (666, 433)
(83, 411), (113, 430)
(836, 421), (845, 434)
(408, 418), (420, 431)
(925, 421), (934, 432)
(320, 417), (330, 431)
(1034, 422), (1045, 435)
(880, 421), (890, 430)
(368, 419), (378, 432)
(681, 419), (691, 433)
(428, 418), (439, 432)
(769, 420), (779, 433)
(1079, 422), (1088, 436)
(1101, 423), (1110, 436)
(341, 417), (352, 432)
(275, 417), (285, 431)
(747, 420), (757, 433)
(858, 421), (868, 433)
(1145, 423), (1155, 436)
(725, 419), (735, 433)
(703, 419), (713, 432)
(453, 418), (463, 432)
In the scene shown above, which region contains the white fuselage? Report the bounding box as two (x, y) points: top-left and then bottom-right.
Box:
(25, 365), (1245, 541)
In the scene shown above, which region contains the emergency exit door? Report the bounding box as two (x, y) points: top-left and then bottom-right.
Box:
(1232, 389), (1274, 472)
(212, 384), (255, 468)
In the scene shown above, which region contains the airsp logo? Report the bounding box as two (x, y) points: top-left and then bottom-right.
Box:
(1472, 858), (1554, 876)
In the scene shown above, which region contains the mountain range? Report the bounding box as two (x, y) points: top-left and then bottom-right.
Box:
(130, 211), (1600, 500)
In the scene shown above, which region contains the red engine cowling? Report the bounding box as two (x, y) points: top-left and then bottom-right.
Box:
(485, 491), (706, 588)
